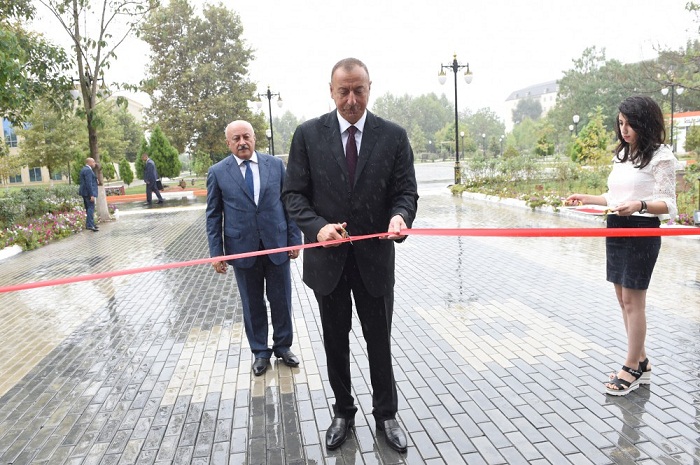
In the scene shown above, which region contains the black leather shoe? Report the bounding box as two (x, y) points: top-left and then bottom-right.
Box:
(157, 200), (164, 204)
(325, 417), (354, 450)
(277, 350), (299, 367)
(251, 358), (268, 376)
(87, 227), (99, 232)
(377, 419), (407, 452)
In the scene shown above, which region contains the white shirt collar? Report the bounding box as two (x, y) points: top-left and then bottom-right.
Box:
(337, 111), (367, 134)
(233, 151), (258, 166)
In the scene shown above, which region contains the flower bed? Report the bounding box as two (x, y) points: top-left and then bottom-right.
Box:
(0, 207), (87, 251)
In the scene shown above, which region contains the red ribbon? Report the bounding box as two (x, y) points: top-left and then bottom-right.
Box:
(0, 227), (697, 293)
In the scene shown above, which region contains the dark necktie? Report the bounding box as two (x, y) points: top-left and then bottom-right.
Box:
(243, 160), (254, 199)
(346, 125), (358, 187)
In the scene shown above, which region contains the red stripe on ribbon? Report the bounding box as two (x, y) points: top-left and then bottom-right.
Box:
(0, 227), (697, 293)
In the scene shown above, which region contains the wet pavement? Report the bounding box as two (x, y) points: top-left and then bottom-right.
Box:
(0, 162), (699, 465)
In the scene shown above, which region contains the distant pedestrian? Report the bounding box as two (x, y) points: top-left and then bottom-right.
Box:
(142, 153), (164, 205)
(78, 157), (99, 232)
(567, 95), (677, 396)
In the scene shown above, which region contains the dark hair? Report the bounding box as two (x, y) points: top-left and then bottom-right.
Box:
(330, 58), (370, 82)
(614, 95), (666, 169)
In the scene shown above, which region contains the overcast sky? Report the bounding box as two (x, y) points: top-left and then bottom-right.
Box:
(35, 0), (699, 123)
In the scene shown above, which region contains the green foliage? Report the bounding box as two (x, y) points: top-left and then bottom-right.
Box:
(119, 158), (134, 185)
(15, 99), (85, 178)
(569, 107), (613, 165)
(140, 0), (263, 157)
(115, 106), (143, 162)
(135, 138), (148, 179)
(271, 111), (304, 155)
(0, 4), (72, 124)
(148, 126), (181, 178)
(512, 98), (542, 124)
(193, 150), (212, 177)
(0, 184), (80, 230)
(685, 126), (700, 153)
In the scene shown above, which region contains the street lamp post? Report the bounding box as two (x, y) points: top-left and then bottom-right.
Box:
(439, 54), (473, 184)
(661, 84), (684, 152)
(481, 133), (486, 156)
(256, 86), (283, 155)
(499, 135), (504, 156)
(572, 114), (580, 135)
(460, 131), (465, 161)
(568, 124), (574, 136)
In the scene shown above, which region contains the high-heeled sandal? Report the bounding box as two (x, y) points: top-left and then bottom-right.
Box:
(638, 358), (651, 385)
(605, 365), (642, 396)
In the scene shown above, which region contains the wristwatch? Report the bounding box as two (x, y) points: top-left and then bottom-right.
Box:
(639, 200), (648, 214)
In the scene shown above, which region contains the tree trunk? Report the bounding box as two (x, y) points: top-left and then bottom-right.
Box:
(87, 111), (110, 220)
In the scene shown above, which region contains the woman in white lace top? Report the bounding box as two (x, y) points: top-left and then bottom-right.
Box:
(567, 95), (678, 396)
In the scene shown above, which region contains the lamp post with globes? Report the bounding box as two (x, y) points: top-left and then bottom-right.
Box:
(499, 135), (504, 156)
(256, 86), (283, 155)
(572, 114), (580, 135)
(438, 54), (473, 184)
(481, 133), (486, 156)
(661, 84), (684, 152)
(460, 131), (465, 161)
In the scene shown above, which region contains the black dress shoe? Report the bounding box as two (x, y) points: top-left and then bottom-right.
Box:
(277, 350), (299, 367)
(87, 227), (99, 232)
(326, 417), (354, 450)
(251, 358), (268, 376)
(157, 200), (164, 204)
(377, 419), (407, 452)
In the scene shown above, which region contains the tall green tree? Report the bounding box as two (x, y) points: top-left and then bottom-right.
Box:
(115, 106), (143, 162)
(38, 0), (157, 218)
(15, 99), (85, 179)
(118, 158), (133, 185)
(140, 0), (264, 160)
(0, 0), (71, 124)
(271, 111), (303, 155)
(570, 107), (613, 165)
(148, 126), (180, 178)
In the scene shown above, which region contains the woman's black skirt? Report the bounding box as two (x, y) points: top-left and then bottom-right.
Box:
(606, 215), (661, 290)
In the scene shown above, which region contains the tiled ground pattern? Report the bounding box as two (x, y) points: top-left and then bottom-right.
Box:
(0, 169), (698, 465)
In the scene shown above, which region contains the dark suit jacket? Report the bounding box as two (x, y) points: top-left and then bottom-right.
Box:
(206, 152), (301, 269)
(283, 110), (418, 297)
(144, 158), (158, 185)
(78, 165), (98, 198)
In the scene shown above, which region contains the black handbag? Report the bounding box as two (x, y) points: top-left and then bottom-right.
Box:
(156, 179), (164, 191)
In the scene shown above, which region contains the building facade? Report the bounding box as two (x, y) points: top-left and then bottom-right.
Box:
(504, 80), (559, 133)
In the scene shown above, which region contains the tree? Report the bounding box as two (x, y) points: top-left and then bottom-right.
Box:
(118, 157), (133, 185)
(570, 107), (613, 165)
(140, 0), (265, 160)
(148, 126), (180, 179)
(38, 0), (157, 218)
(135, 138), (148, 179)
(271, 111), (303, 155)
(15, 99), (85, 179)
(115, 106), (143, 162)
(1, 1), (71, 124)
(192, 149), (212, 177)
(512, 98), (542, 125)
(685, 125), (700, 154)
(0, 142), (25, 185)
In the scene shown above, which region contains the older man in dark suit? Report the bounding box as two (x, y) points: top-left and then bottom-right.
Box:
(206, 120), (302, 377)
(78, 157), (99, 232)
(283, 57), (418, 452)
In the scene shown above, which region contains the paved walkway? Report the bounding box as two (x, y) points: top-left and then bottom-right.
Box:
(0, 163), (699, 465)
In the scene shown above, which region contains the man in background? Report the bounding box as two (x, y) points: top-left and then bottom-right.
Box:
(78, 157), (99, 232)
(142, 153), (164, 205)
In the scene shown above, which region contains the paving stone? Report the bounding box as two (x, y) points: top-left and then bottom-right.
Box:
(0, 164), (697, 464)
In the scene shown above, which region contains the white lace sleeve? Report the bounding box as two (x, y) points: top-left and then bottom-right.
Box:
(651, 148), (678, 219)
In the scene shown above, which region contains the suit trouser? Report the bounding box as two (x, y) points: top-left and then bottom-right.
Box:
(315, 247), (398, 423)
(145, 182), (163, 203)
(233, 254), (293, 359)
(82, 196), (95, 229)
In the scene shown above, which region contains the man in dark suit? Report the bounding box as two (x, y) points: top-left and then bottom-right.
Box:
(283, 58), (418, 452)
(141, 152), (164, 205)
(206, 120), (302, 377)
(78, 157), (99, 232)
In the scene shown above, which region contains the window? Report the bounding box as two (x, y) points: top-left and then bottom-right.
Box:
(9, 174), (22, 183)
(51, 172), (63, 181)
(2, 119), (18, 148)
(29, 167), (42, 182)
